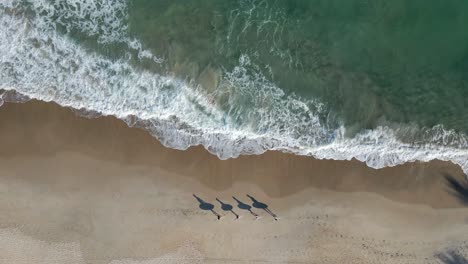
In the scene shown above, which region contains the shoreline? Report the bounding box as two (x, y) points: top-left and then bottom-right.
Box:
(1, 100), (468, 263)
(0, 100), (465, 208)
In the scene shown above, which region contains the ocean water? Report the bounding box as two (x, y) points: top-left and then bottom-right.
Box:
(1, 0), (467, 174)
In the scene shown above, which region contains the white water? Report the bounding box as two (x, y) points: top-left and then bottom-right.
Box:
(1, 0), (467, 175)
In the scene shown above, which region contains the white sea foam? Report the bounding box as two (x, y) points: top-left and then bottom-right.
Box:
(2, 0), (163, 63)
(0, 1), (467, 176)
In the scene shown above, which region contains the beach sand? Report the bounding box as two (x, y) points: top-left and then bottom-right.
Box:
(0, 100), (467, 263)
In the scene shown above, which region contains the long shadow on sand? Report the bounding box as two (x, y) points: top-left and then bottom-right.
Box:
(246, 194), (278, 220)
(436, 250), (468, 264)
(233, 196), (259, 219)
(216, 198), (239, 219)
(444, 175), (468, 205)
(193, 194), (221, 220)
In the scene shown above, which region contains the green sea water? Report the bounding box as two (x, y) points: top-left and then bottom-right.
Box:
(122, 0), (468, 134)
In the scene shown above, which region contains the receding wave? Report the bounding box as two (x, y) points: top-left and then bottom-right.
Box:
(1, 0), (467, 175)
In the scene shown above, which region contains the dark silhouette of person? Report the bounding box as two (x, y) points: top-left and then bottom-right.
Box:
(232, 196), (259, 219)
(216, 198), (239, 219)
(246, 194), (278, 220)
(193, 194), (221, 220)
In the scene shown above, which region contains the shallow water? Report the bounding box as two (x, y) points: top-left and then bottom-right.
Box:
(0, 0), (467, 174)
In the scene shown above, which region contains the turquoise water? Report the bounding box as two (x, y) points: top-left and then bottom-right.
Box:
(125, 0), (468, 133)
(1, 0), (468, 173)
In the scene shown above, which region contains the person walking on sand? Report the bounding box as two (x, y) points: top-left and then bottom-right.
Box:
(216, 198), (239, 219)
(232, 196), (259, 219)
(193, 194), (221, 220)
(246, 194), (278, 220)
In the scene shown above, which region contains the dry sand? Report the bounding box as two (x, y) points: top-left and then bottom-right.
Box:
(0, 100), (468, 263)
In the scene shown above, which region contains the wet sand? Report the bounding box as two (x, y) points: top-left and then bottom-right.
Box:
(0, 100), (467, 263)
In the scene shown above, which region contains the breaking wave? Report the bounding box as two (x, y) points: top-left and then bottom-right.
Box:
(0, 0), (467, 175)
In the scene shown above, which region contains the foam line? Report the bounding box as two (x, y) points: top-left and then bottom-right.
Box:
(1, 1), (467, 176)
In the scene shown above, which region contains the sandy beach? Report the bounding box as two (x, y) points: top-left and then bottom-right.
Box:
(0, 100), (467, 264)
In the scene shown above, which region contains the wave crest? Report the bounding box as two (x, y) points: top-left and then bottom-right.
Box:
(0, 1), (467, 176)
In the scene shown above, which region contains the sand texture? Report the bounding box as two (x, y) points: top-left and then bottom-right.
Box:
(0, 101), (468, 264)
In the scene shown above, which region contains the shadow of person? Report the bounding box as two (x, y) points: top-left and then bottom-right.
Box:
(436, 250), (468, 264)
(193, 194), (221, 220)
(444, 174), (468, 205)
(232, 196), (259, 219)
(216, 198), (239, 219)
(246, 194), (278, 220)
